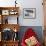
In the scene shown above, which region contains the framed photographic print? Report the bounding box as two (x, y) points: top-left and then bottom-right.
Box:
(23, 8), (36, 19)
(2, 10), (9, 15)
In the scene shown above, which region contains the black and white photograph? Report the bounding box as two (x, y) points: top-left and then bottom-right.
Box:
(23, 8), (36, 19)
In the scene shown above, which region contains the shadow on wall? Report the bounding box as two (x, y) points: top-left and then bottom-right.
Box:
(18, 26), (44, 44)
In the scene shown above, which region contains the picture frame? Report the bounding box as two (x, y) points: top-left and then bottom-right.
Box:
(2, 10), (9, 15)
(23, 8), (36, 19)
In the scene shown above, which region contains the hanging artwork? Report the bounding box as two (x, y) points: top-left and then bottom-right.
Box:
(23, 8), (36, 19)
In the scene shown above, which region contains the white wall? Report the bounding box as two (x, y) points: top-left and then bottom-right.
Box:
(17, 0), (44, 26)
(0, 0), (15, 7)
(0, 0), (44, 26)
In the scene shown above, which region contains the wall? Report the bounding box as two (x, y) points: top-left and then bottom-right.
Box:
(0, 0), (15, 7)
(0, 0), (44, 26)
(17, 0), (44, 26)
